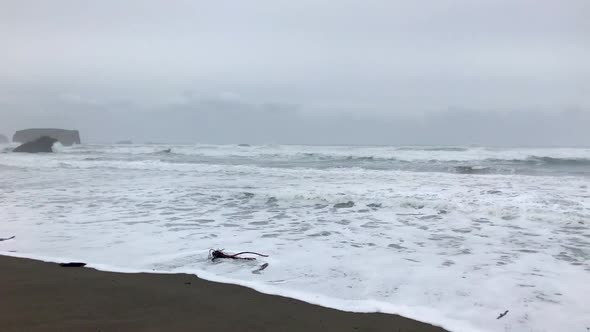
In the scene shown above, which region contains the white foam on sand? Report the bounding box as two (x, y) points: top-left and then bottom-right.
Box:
(1, 145), (589, 332)
(1, 251), (482, 332)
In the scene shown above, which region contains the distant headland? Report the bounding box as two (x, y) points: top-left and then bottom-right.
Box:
(13, 128), (81, 146)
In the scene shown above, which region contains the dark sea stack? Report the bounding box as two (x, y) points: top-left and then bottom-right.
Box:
(13, 128), (81, 146)
(13, 136), (58, 153)
(0, 134), (8, 143)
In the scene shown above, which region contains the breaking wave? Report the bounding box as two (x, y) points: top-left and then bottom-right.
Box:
(396, 146), (469, 152)
(4, 144), (590, 177)
(525, 156), (590, 166)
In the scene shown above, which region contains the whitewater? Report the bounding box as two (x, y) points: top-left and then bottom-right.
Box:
(1, 143), (589, 332)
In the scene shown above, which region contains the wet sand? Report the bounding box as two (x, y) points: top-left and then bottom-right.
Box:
(0, 255), (449, 332)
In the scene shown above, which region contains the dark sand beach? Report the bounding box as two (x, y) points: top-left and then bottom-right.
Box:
(0, 255), (449, 332)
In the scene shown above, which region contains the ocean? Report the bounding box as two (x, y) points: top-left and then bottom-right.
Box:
(1, 143), (589, 332)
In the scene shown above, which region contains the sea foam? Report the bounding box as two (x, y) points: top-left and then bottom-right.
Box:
(1, 144), (589, 332)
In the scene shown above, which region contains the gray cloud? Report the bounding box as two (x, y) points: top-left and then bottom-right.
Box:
(1, 0), (589, 145)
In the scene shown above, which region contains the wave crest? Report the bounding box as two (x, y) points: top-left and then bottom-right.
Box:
(526, 156), (590, 166)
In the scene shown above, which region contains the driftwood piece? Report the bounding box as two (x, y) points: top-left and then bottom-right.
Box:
(497, 310), (509, 319)
(252, 263), (269, 274)
(208, 249), (268, 262)
(0, 236), (15, 241)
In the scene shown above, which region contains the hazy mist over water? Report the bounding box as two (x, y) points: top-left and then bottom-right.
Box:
(1, 0), (589, 146)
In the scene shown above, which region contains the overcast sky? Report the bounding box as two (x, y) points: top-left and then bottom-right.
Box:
(1, 0), (589, 145)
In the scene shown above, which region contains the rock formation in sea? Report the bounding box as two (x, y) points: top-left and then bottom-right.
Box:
(0, 134), (8, 143)
(13, 136), (58, 153)
(116, 140), (133, 144)
(13, 128), (80, 146)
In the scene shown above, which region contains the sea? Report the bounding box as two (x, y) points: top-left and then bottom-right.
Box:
(1, 143), (589, 332)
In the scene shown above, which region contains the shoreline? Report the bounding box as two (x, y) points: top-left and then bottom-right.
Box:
(0, 254), (449, 332)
